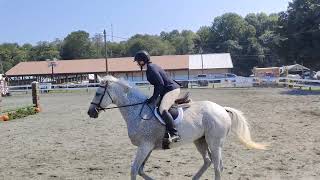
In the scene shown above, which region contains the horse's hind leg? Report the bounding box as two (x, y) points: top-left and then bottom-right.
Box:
(192, 137), (211, 180)
(206, 138), (224, 180)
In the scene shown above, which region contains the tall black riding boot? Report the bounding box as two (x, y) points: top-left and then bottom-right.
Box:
(162, 110), (180, 142)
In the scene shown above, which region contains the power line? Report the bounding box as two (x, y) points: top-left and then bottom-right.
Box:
(96, 32), (129, 40)
(230, 54), (275, 57)
(111, 35), (128, 40)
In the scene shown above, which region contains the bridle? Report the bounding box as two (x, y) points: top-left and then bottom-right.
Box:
(90, 83), (154, 120)
(90, 84), (152, 119)
(90, 84), (114, 111)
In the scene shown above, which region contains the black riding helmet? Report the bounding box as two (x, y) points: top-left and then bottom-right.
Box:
(134, 50), (151, 64)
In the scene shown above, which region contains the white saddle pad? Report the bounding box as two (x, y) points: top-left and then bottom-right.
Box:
(154, 107), (184, 126)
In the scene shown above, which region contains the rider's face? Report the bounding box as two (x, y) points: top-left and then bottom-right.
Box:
(137, 60), (145, 67)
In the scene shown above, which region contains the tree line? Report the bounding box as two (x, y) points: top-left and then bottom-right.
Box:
(0, 0), (319, 76)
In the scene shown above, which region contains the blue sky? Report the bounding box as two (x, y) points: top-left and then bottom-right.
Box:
(0, 0), (290, 44)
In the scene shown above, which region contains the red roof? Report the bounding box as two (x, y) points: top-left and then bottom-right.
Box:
(6, 55), (189, 76)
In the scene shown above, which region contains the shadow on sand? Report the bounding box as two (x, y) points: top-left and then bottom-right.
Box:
(280, 89), (320, 96)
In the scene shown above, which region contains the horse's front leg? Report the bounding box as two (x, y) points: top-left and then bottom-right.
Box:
(131, 143), (154, 180)
(138, 150), (153, 180)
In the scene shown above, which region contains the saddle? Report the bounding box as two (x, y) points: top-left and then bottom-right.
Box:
(169, 92), (191, 119)
(174, 92), (191, 105)
(156, 92), (191, 120)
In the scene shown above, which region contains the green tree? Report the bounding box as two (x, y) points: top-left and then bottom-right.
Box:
(277, 0), (320, 69)
(90, 34), (104, 58)
(60, 31), (94, 60)
(28, 41), (60, 61)
(206, 13), (261, 75)
(0, 43), (28, 73)
(245, 13), (279, 37)
(127, 34), (175, 56)
(211, 13), (253, 42)
(107, 41), (127, 58)
(160, 30), (197, 54)
(194, 26), (211, 53)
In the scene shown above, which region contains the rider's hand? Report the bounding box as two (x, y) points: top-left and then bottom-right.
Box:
(145, 98), (152, 104)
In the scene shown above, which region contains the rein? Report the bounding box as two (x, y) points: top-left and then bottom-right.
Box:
(102, 101), (154, 120)
(100, 102), (146, 110)
(90, 84), (154, 120)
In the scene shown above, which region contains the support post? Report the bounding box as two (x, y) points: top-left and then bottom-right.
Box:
(103, 29), (109, 74)
(32, 82), (40, 108)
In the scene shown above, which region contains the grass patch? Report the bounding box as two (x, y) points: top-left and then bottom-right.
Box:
(2, 105), (34, 113)
(4, 106), (38, 120)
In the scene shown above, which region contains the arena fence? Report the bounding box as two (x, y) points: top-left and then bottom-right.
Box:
(6, 77), (320, 94)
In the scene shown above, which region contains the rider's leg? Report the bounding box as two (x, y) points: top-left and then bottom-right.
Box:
(159, 88), (180, 113)
(162, 110), (180, 142)
(159, 88), (181, 142)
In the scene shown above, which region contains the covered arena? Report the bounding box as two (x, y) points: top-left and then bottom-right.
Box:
(0, 87), (319, 179)
(5, 53), (233, 85)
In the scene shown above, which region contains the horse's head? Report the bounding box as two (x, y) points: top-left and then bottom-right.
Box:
(87, 75), (131, 118)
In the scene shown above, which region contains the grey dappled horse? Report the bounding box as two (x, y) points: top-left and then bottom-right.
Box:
(87, 76), (266, 180)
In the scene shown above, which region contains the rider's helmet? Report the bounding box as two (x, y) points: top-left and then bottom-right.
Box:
(134, 50), (150, 64)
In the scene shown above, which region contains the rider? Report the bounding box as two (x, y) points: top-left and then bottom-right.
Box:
(134, 50), (181, 142)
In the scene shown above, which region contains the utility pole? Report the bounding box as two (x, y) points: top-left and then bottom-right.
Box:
(51, 64), (54, 82)
(111, 24), (114, 42)
(103, 29), (108, 74)
(0, 56), (3, 74)
(301, 59), (304, 79)
(110, 24), (113, 57)
(200, 47), (204, 74)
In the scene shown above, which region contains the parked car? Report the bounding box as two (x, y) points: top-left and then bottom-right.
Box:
(197, 74), (207, 79)
(209, 73), (237, 79)
(196, 74), (209, 86)
(225, 73), (237, 78)
(287, 74), (301, 79)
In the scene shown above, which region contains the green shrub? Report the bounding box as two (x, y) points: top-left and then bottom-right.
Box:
(7, 106), (38, 120)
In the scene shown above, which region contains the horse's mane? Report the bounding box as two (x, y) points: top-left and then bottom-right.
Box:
(101, 75), (146, 99)
(101, 75), (119, 84)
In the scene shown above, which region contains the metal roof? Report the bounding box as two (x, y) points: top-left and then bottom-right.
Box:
(6, 53), (233, 76)
(189, 53), (233, 69)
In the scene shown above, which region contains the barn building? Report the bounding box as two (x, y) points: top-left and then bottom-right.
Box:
(5, 53), (233, 85)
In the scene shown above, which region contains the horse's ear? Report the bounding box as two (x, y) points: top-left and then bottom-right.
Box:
(118, 78), (131, 94)
(120, 82), (130, 93)
(124, 86), (130, 94)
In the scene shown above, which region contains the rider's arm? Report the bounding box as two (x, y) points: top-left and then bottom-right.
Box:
(148, 69), (164, 103)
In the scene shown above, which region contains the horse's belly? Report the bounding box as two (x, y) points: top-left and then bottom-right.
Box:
(176, 118), (204, 144)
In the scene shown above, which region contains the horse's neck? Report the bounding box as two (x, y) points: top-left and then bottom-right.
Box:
(115, 89), (147, 131)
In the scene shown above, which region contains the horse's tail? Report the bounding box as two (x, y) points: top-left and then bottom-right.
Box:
(224, 107), (267, 150)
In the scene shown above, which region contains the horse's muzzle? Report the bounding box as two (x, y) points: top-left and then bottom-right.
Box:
(87, 107), (99, 118)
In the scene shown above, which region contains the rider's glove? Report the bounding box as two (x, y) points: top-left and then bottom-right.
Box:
(145, 98), (153, 104)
